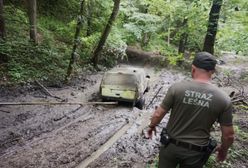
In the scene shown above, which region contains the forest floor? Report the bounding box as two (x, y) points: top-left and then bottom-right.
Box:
(0, 53), (247, 168)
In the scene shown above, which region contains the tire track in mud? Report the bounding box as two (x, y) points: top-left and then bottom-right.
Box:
(0, 67), (187, 168)
(0, 106), (91, 157)
(85, 70), (186, 168)
(0, 103), (90, 156)
(0, 105), (136, 168)
(70, 70), (186, 168)
(77, 117), (136, 168)
(0, 73), (103, 156)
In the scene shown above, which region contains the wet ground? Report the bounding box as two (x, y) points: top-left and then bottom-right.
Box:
(0, 54), (247, 168)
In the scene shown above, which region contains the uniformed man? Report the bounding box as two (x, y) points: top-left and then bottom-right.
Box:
(148, 52), (234, 168)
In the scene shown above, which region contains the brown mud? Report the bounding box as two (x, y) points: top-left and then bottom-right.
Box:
(0, 54), (247, 168)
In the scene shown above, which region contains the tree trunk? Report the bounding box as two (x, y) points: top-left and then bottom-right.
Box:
(66, 0), (85, 82)
(86, 0), (93, 36)
(91, 0), (121, 67)
(203, 0), (223, 54)
(0, 0), (5, 40)
(27, 0), (38, 44)
(178, 18), (188, 54)
(141, 33), (150, 47)
(178, 33), (188, 54)
(167, 2), (172, 47)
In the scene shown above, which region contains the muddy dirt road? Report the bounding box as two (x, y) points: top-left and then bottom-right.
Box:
(0, 54), (247, 168)
(0, 63), (186, 168)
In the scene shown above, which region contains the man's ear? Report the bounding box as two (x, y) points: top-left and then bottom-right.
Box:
(191, 66), (195, 78)
(191, 65), (196, 73)
(210, 70), (215, 75)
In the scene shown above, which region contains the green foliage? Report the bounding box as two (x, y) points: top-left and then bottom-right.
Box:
(0, 39), (68, 83)
(106, 26), (128, 60)
(120, 0), (161, 45)
(217, 20), (248, 55)
(237, 105), (248, 111)
(143, 35), (183, 66)
(2, 0), (247, 85)
(39, 16), (76, 44)
(205, 155), (216, 167)
(4, 5), (29, 38)
(94, 27), (128, 68)
(84, 0), (113, 34)
(123, 13), (161, 40)
(216, 0), (248, 55)
(0, 5), (72, 84)
(167, 54), (184, 66)
(143, 34), (166, 51)
(81, 33), (101, 62)
(145, 0), (210, 51)
(37, 0), (79, 21)
(146, 157), (159, 168)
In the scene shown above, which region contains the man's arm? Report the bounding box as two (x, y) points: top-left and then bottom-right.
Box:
(149, 106), (168, 127)
(147, 85), (174, 139)
(216, 125), (235, 162)
(147, 106), (168, 138)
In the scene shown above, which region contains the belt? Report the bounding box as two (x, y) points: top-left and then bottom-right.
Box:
(170, 138), (208, 152)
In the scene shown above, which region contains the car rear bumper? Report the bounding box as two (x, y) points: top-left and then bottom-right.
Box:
(101, 87), (137, 101)
(101, 96), (135, 103)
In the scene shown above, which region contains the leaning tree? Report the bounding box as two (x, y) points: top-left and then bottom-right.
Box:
(66, 0), (85, 81)
(91, 0), (121, 67)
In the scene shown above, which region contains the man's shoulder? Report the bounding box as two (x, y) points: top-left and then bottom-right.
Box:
(205, 83), (231, 104)
(167, 80), (192, 95)
(171, 80), (191, 87)
(169, 80), (196, 91)
(207, 83), (229, 96)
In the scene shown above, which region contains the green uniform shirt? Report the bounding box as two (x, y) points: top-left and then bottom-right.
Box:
(161, 80), (233, 146)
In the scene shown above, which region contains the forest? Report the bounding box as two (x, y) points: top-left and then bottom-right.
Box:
(0, 0), (247, 83)
(0, 0), (247, 168)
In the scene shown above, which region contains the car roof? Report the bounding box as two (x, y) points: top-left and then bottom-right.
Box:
(102, 67), (147, 86)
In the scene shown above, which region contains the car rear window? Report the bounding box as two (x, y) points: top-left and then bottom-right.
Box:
(102, 73), (138, 86)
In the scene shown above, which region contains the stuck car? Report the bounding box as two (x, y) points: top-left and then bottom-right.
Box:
(100, 67), (150, 109)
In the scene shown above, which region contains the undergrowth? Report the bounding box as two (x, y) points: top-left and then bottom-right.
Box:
(0, 5), (72, 84)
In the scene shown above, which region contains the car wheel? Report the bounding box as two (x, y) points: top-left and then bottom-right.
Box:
(102, 97), (109, 102)
(135, 97), (145, 110)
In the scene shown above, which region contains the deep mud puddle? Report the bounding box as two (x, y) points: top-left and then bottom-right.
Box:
(0, 65), (186, 168)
